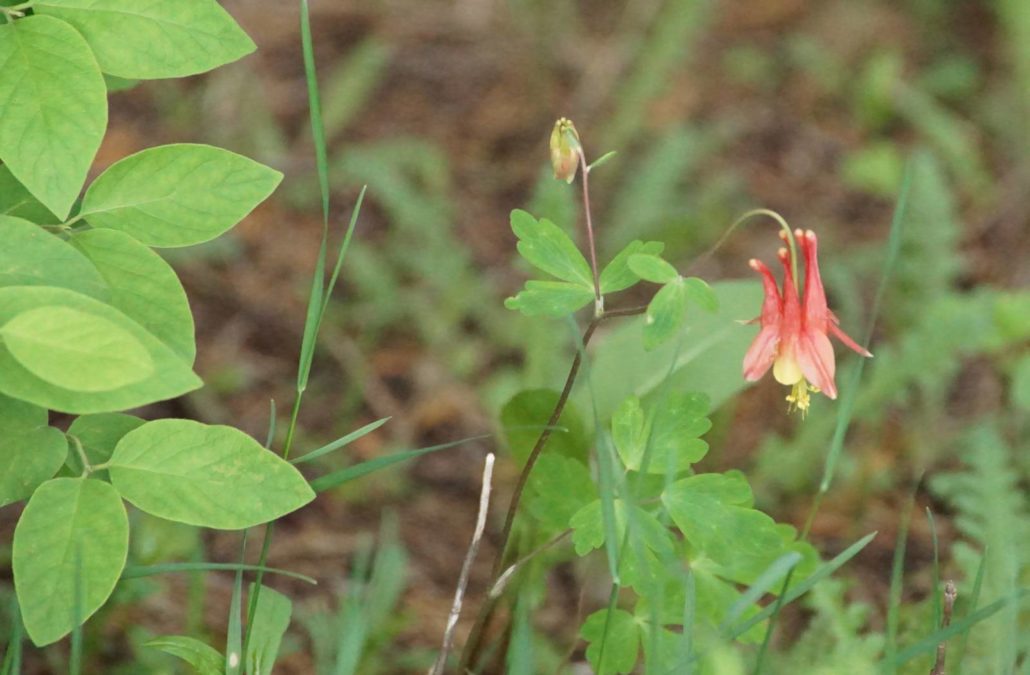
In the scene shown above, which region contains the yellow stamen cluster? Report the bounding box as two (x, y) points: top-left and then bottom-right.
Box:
(786, 380), (819, 417)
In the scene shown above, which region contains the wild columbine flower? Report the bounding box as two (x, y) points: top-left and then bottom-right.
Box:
(743, 229), (872, 415)
(549, 117), (581, 183)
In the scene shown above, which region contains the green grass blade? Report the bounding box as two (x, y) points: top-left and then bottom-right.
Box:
(121, 563), (316, 585)
(883, 491), (915, 674)
(69, 546), (83, 675)
(226, 535), (247, 675)
(311, 435), (491, 493)
(300, 0), (329, 225)
(0, 596), (22, 675)
(320, 185), (367, 319)
(819, 162), (911, 494)
(927, 508), (942, 630)
(729, 531), (878, 637)
(333, 539), (373, 675)
(291, 416), (390, 465)
(681, 568), (695, 675)
(953, 549), (988, 674)
(888, 590), (1030, 667)
(721, 552), (803, 632)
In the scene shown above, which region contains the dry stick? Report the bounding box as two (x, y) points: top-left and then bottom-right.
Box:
(458, 318), (599, 673)
(930, 581), (957, 675)
(430, 452), (496, 675)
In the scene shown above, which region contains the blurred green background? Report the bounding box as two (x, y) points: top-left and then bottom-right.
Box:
(2, 0), (1028, 672)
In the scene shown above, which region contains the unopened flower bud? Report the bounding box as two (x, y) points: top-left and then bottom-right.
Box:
(549, 117), (581, 184)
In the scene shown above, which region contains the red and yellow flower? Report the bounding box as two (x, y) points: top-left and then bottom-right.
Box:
(743, 229), (872, 414)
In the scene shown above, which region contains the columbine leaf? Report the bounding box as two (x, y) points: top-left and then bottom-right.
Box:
(504, 280), (594, 317)
(108, 419), (315, 529)
(663, 472), (790, 584)
(580, 609), (641, 675)
(71, 229), (195, 362)
(526, 454), (597, 531)
(643, 277), (688, 350)
(599, 240), (664, 294)
(0, 16), (107, 219)
(500, 389), (589, 465)
(13, 477), (128, 646)
(34, 0), (256, 79)
(612, 393), (710, 474)
(684, 276), (718, 312)
(0, 215), (108, 300)
(627, 253), (678, 284)
(510, 209), (593, 286)
(79, 144), (283, 248)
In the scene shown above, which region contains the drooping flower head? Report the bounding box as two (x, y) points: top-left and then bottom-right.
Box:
(549, 118), (581, 184)
(743, 228), (872, 415)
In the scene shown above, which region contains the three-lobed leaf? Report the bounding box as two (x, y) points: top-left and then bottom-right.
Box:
(109, 419), (315, 529)
(599, 240), (664, 294)
(510, 209), (593, 287)
(0, 286), (201, 413)
(504, 280), (594, 317)
(79, 144), (283, 248)
(611, 393), (710, 474)
(0, 394), (66, 508)
(0, 16), (107, 219)
(13, 477), (129, 646)
(500, 389), (589, 465)
(580, 608), (640, 675)
(526, 454), (597, 531)
(71, 228), (196, 362)
(1, 305), (155, 392)
(0, 215), (108, 300)
(627, 253), (678, 285)
(643, 278), (688, 350)
(35, 0), (256, 79)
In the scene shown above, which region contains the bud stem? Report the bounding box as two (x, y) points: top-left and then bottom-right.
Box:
(576, 147), (603, 316)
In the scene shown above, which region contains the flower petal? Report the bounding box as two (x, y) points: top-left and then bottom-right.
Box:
(828, 321), (873, 357)
(749, 258), (782, 326)
(796, 330), (837, 399)
(799, 230), (830, 332)
(743, 325), (780, 381)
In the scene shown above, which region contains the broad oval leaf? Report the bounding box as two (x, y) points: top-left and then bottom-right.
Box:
(245, 583), (292, 675)
(80, 144), (283, 247)
(0, 215), (108, 299)
(1, 305), (155, 392)
(71, 229), (195, 362)
(109, 419), (315, 529)
(0, 16), (107, 219)
(0, 394), (66, 507)
(500, 389), (589, 465)
(146, 636), (223, 675)
(0, 166), (60, 223)
(0, 286), (201, 414)
(13, 477), (129, 646)
(65, 412), (145, 476)
(35, 0), (256, 79)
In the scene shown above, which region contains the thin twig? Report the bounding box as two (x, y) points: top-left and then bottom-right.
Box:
(930, 580), (957, 675)
(489, 530), (572, 599)
(576, 149), (603, 316)
(430, 452), (496, 675)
